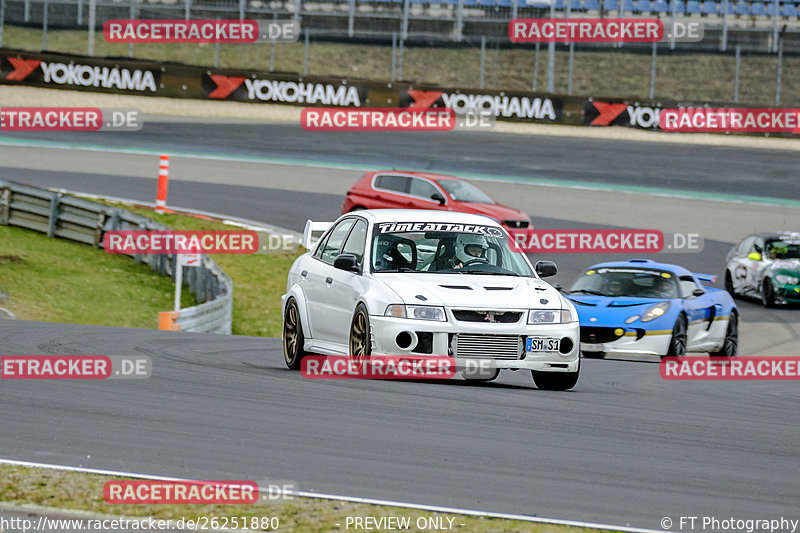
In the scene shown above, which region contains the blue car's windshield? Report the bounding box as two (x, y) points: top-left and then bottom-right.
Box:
(569, 267), (680, 299)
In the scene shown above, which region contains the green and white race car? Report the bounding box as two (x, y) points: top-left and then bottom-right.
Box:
(724, 232), (800, 307)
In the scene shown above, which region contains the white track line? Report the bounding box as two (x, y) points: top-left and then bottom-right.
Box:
(0, 458), (670, 533)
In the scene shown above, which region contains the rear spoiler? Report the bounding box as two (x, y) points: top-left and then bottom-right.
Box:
(694, 273), (717, 284)
(302, 220), (333, 250)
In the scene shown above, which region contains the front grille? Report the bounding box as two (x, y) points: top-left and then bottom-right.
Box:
(504, 220), (530, 228)
(453, 310), (522, 323)
(580, 327), (624, 344)
(454, 334), (522, 360)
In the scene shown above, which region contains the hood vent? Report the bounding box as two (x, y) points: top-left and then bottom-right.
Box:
(439, 285), (473, 290)
(571, 299), (597, 307)
(483, 286), (513, 291)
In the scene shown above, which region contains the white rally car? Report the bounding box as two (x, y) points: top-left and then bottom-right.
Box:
(281, 210), (580, 390)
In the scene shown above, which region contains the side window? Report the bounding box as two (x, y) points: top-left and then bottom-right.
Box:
(753, 238), (764, 254)
(374, 175), (410, 194)
(679, 276), (699, 298)
(315, 219), (355, 265)
(737, 236), (755, 256)
(341, 219), (368, 264)
(408, 178), (441, 201)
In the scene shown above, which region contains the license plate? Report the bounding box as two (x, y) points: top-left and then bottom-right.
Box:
(526, 337), (560, 352)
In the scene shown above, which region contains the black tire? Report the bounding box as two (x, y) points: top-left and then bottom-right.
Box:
(666, 314), (688, 357)
(724, 270), (736, 298)
(460, 369), (500, 382)
(761, 279), (777, 308)
(581, 351), (605, 359)
(283, 298), (307, 370)
(531, 359), (580, 391)
(349, 303), (372, 368)
(710, 311), (738, 357)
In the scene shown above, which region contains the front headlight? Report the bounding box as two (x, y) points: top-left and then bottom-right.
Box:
(775, 274), (799, 285)
(641, 302), (670, 322)
(385, 304), (446, 321)
(528, 309), (571, 324)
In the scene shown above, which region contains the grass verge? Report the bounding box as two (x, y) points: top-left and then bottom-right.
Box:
(0, 225), (197, 328)
(100, 202), (303, 338)
(0, 201), (301, 336)
(0, 464), (613, 533)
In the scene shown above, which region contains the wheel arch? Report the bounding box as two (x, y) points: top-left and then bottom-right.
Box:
(285, 284), (313, 339)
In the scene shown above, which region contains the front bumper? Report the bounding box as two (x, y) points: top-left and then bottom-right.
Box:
(579, 325), (672, 357)
(369, 315), (579, 372)
(774, 284), (800, 304)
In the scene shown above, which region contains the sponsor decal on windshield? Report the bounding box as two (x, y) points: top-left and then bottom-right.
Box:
(376, 222), (505, 237)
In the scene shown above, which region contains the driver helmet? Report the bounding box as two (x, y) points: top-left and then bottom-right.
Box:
(653, 276), (672, 296)
(606, 280), (624, 296)
(456, 234), (488, 264)
(769, 243), (787, 259)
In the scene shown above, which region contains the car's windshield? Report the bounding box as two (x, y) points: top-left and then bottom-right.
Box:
(766, 239), (800, 260)
(437, 180), (494, 203)
(370, 222), (533, 276)
(569, 267), (680, 299)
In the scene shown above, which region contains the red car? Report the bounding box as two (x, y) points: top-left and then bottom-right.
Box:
(342, 171), (533, 234)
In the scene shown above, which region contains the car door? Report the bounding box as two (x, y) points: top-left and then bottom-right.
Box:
(408, 177), (449, 212)
(745, 237), (768, 293)
(371, 175), (412, 209)
(304, 218), (355, 340)
(324, 218), (370, 346)
(679, 275), (715, 349)
(729, 236), (756, 295)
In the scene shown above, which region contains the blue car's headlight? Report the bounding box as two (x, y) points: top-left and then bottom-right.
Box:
(641, 302), (670, 322)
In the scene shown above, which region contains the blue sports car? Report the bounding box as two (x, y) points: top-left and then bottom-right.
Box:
(565, 259), (738, 358)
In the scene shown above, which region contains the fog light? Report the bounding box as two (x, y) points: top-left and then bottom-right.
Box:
(614, 328), (624, 337)
(396, 331), (414, 350)
(559, 337), (573, 355)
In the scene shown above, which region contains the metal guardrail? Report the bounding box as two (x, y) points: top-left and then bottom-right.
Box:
(0, 179), (233, 334)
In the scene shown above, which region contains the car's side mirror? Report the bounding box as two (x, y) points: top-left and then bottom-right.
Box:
(333, 254), (360, 273)
(747, 252), (762, 261)
(692, 288), (705, 298)
(430, 193), (446, 205)
(535, 260), (558, 278)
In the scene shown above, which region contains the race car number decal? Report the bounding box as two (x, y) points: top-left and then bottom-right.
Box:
(526, 337), (560, 352)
